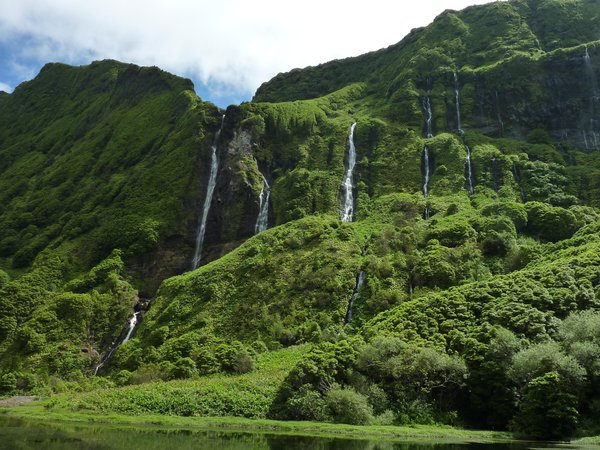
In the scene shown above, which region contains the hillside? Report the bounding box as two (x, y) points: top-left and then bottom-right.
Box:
(1, 0), (600, 440)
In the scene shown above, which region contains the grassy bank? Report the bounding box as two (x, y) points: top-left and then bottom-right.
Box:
(0, 404), (513, 443)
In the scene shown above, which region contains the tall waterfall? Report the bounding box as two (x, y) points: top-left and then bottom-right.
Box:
(255, 173), (270, 234)
(423, 97), (434, 138)
(465, 145), (474, 195)
(344, 270), (366, 325)
(422, 147), (431, 219)
(584, 46), (599, 149)
(192, 115), (225, 269)
(454, 72), (463, 133)
(340, 122), (358, 222)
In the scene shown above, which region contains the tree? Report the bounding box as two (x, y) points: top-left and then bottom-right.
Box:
(512, 371), (578, 440)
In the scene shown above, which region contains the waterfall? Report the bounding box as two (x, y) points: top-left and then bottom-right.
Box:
(584, 130), (590, 150)
(122, 312), (140, 343)
(255, 173), (270, 234)
(344, 270), (365, 325)
(192, 115), (225, 269)
(94, 311), (140, 375)
(423, 147), (430, 197)
(340, 122), (358, 222)
(465, 145), (474, 195)
(585, 46), (599, 99)
(454, 72), (463, 134)
(495, 91), (505, 136)
(422, 97), (434, 138)
(512, 163), (526, 202)
(422, 147), (431, 219)
(584, 47), (599, 149)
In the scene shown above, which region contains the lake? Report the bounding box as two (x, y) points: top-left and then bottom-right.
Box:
(0, 415), (583, 450)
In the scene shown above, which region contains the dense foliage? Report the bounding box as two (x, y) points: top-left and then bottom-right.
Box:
(1, 0), (600, 442)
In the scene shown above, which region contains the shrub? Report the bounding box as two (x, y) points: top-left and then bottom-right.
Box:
(171, 357), (198, 379)
(0, 372), (17, 394)
(525, 202), (577, 242)
(284, 384), (330, 421)
(325, 386), (373, 425)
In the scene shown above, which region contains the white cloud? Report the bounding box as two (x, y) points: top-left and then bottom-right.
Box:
(0, 81), (12, 93)
(0, 0), (493, 102)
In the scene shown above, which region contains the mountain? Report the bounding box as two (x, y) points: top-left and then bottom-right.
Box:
(1, 0), (599, 440)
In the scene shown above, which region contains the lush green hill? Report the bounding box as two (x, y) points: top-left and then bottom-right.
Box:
(1, 0), (600, 441)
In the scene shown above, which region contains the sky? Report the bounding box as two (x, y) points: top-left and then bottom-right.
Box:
(0, 0), (493, 107)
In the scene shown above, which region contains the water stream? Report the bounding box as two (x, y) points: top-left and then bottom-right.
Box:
(192, 115), (225, 269)
(495, 90), (505, 136)
(94, 311), (140, 375)
(465, 145), (474, 195)
(584, 46), (599, 149)
(340, 122), (358, 222)
(422, 146), (431, 219)
(423, 97), (434, 138)
(255, 173), (271, 234)
(512, 163), (526, 202)
(454, 72), (463, 133)
(344, 270), (365, 325)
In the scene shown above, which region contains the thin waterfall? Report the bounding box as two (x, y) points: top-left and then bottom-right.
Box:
(512, 163), (526, 202)
(465, 145), (474, 195)
(584, 46), (599, 149)
(344, 270), (366, 325)
(94, 311), (140, 375)
(122, 312), (140, 343)
(192, 115), (225, 269)
(422, 147), (431, 219)
(585, 46), (599, 99)
(454, 72), (463, 134)
(255, 173), (270, 234)
(340, 122), (358, 222)
(495, 91), (505, 136)
(422, 97), (434, 138)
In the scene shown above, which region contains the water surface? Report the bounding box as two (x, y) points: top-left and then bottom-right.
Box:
(0, 415), (583, 450)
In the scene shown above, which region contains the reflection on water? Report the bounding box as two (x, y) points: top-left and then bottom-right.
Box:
(0, 415), (579, 450)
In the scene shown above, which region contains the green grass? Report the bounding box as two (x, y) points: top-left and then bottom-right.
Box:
(0, 406), (513, 443)
(44, 345), (309, 418)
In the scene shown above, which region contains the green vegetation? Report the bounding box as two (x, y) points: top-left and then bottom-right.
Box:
(1, 0), (600, 443)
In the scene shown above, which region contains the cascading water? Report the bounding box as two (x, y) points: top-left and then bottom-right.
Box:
(512, 163), (526, 202)
(465, 145), (474, 195)
(422, 146), (431, 219)
(122, 312), (140, 343)
(255, 173), (270, 234)
(454, 72), (463, 134)
(422, 97), (434, 138)
(585, 46), (599, 98)
(94, 311), (141, 375)
(344, 270), (366, 325)
(584, 46), (599, 149)
(192, 115), (225, 269)
(340, 122), (358, 222)
(495, 91), (505, 136)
